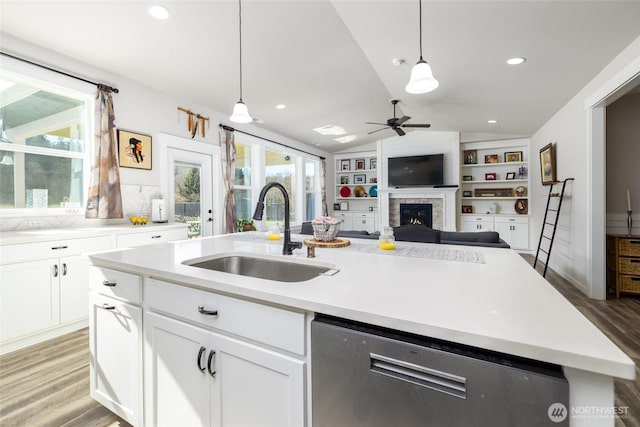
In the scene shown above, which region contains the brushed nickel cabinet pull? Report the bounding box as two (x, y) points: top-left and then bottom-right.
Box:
(102, 302), (116, 310)
(51, 245), (68, 250)
(102, 280), (117, 287)
(53, 264), (59, 278)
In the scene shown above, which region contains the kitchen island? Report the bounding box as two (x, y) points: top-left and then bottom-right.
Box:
(88, 232), (635, 427)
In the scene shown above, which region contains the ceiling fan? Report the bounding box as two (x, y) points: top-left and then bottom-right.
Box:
(366, 99), (431, 136)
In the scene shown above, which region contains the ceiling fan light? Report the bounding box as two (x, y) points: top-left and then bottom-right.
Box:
(405, 60), (439, 94)
(230, 100), (252, 123)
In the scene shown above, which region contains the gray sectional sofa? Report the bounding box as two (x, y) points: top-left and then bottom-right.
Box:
(299, 222), (510, 249)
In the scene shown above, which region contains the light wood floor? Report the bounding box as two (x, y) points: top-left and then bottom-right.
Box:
(0, 258), (638, 426)
(0, 328), (130, 427)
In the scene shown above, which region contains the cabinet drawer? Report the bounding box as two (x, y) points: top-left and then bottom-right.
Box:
(333, 212), (351, 219)
(619, 239), (640, 257)
(89, 267), (142, 304)
(494, 216), (529, 225)
(620, 275), (640, 294)
(116, 227), (187, 248)
(353, 213), (374, 219)
(464, 216), (492, 223)
(145, 278), (305, 355)
(1, 235), (113, 265)
(618, 258), (640, 275)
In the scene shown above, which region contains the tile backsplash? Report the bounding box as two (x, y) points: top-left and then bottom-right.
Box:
(0, 184), (163, 232)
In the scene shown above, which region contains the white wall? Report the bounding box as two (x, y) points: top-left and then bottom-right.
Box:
(0, 34), (330, 230)
(530, 34), (640, 298)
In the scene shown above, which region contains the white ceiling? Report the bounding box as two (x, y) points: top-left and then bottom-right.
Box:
(1, 1), (640, 152)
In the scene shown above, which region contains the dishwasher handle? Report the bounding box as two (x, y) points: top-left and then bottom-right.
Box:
(370, 353), (467, 399)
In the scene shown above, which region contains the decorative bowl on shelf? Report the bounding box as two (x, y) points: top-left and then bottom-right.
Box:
(128, 213), (148, 225)
(354, 186), (365, 197)
(340, 186), (351, 197)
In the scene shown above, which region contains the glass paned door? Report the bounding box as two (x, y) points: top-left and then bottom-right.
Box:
(168, 148), (214, 238)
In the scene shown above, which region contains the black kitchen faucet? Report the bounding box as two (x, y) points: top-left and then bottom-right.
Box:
(253, 182), (302, 255)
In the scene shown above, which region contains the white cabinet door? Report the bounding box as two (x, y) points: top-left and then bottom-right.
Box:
(494, 216), (529, 250)
(144, 311), (305, 427)
(89, 294), (142, 426)
(0, 259), (58, 343)
(460, 216), (494, 232)
(353, 213), (376, 233)
(144, 312), (212, 427)
(334, 212), (353, 231)
(60, 254), (91, 323)
(212, 333), (305, 427)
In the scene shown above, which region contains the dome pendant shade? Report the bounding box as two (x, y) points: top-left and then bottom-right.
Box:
(230, 100), (252, 123)
(405, 59), (439, 94)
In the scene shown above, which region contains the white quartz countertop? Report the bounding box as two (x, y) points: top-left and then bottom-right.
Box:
(0, 223), (188, 245)
(88, 232), (636, 380)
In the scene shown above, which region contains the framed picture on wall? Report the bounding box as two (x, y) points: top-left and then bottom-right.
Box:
(118, 129), (152, 170)
(340, 175), (349, 184)
(355, 159), (366, 170)
(505, 151), (523, 162)
(370, 158), (377, 170)
(354, 174), (366, 184)
(539, 143), (557, 185)
(340, 159), (350, 171)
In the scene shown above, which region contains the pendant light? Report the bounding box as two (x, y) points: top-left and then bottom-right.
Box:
(405, 0), (439, 94)
(230, 0), (252, 123)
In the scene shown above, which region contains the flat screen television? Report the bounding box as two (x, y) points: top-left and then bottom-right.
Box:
(387, 154), (444, 187)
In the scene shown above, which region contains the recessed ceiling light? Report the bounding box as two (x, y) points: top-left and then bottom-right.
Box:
(275, 104), (286, 110)
(148, 5), (169, 20)
(488, 119), (497, 124)
(506, 57), (526, 65)
(313, 125), (346, 136)
(334, 135), (356, 144)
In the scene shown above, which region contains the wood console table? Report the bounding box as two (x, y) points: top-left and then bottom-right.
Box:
(606, 234), (640, 298)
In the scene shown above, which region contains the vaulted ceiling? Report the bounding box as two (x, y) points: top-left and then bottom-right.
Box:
(2, 1), (640, 152)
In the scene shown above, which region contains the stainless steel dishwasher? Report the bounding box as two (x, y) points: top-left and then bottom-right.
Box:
(311, 315), (569, 427)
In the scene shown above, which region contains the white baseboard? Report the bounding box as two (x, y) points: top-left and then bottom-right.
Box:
(0, 318), (88, 355)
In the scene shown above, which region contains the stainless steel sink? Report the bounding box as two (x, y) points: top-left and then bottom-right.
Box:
(183, 254), (338, 282)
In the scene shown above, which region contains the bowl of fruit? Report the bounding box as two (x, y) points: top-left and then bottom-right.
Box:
(128, 213), (149, 225)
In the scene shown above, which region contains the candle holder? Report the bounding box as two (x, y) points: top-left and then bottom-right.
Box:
(628, 210), (633, 236)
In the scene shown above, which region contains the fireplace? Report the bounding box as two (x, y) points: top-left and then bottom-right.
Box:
(400, 203), (433, 227)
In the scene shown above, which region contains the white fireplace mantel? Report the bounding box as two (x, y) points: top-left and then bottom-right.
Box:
(379, 187), (458, 231)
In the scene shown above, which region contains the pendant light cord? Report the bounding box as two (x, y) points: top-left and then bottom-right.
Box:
(418, 0), (423, 60)
(238, 0), (244, 101)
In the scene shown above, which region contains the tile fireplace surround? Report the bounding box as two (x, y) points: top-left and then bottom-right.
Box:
(380, 187), (458, 231)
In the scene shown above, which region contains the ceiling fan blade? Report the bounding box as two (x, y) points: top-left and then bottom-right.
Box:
(395, 127), (406, 136)
(365, 121), (388, 126)
(402, 123), (431, 128)
(368, 127), (390, 135)
(396, 116), (411, 126)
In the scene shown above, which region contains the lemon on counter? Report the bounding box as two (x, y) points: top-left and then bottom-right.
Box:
(379, 242), (396, 250)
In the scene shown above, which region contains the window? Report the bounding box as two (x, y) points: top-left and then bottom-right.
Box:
(265, 148), (296, 226)
(232, 135), (321, 228)
(234, 141), (253, 221)
(0, 71), (92, 214)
